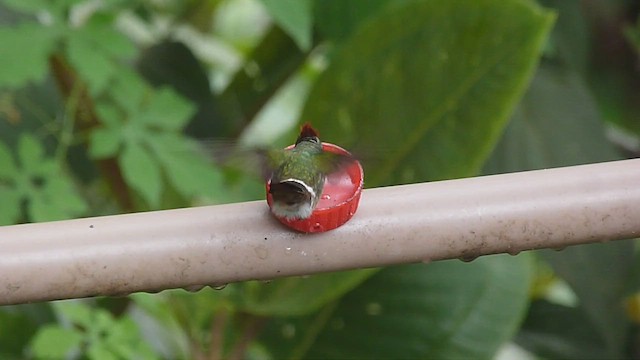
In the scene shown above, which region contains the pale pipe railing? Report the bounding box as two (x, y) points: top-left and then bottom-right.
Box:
(1, 159), (639, 305)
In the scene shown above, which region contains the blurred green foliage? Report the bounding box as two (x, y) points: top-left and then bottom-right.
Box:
(0, 0), (638, 359)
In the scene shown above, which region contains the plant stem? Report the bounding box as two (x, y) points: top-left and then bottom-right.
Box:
(0, 159), (639, 305)
(54, 80), (82, 163)
(48, 54), (134, 211)
(207, 307), (230, 360)
(227, 314), (266, 360)
(290, 301), (339, 360)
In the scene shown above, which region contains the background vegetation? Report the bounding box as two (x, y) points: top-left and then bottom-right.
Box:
(0, 0), (638, 358)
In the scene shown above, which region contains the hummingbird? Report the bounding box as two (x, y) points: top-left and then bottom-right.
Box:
(267, 123), (352, 220)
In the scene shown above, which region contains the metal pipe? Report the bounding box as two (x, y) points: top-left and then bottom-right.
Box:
(1, 159), (639, 305)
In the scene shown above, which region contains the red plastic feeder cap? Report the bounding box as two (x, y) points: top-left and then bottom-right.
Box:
(266, 143), (364, 233)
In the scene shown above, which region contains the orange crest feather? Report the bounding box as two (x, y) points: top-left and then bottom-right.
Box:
(299, 122), (319, 139)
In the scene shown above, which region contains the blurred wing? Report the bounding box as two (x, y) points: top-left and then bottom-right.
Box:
(316, 151), (357, 175)
(263, 148), (285, 171)
(197, 139), (281, 180)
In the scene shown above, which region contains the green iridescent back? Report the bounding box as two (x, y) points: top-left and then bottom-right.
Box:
(270, 140), (325, 195)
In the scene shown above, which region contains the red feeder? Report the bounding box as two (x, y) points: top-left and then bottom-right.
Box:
(266, 143), (364, 233)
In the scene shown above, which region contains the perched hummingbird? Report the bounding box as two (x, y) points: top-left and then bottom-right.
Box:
(267, 123), (352, 220)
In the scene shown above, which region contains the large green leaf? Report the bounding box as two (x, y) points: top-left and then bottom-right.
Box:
(538, 243), (634, 358)
(313, 0), (393, 42)
(260, 0), (312, 51)
(537, 0), (590, 74)
(261, 255), (532, 359)
(586, 7), (640, 137)
(483, 65), (620, 173)
(517, 300), (617, 359)
(482, 63), (630, 357)
(236, 269), (377, 317)
(310, 256), (532, 358)
(302, 0), (555, 186)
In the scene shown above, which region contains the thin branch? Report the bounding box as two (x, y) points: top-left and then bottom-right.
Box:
(48, 54), (134, 211)
(208, 307), (230, 360)
(289, 301), (339, 360)
(0, 159), (639, 305)
(227, 314), (267, 360)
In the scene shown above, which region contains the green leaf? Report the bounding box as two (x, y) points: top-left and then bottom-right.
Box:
(29, 192), (62, 221)
(539, 242), (634, 358)
(217, 26), (308, 137)
(109, 70), (149, 113)
(150, 135), (222, 200)
(51, 0), (85, 14)
(157, 151), (222, 200)
(119, 143), (163, 207)
(260, 255), (532, 359)
(0, 23), (59, 88)
(95, 103), (124, 128)
(625, 19), (640, 54)
(0, 187), (21, 225)
(313, 0), (394, 41)
(54, 301), (95, 328)
(237, 269), (377, 317)
(482, 64), (628, 358)
(0, 140), (17, 177)
(44, 177), (88, 216)
(87, 343), (119, 360)
(17, 134), (44, 173)
(0, 133), (87, 223)
(29, 325), (84, 359)
(305, 255), (532, 359)
(138, 88), (195, 131)
(105, 318), (159, 359)
(302, 0), (555, 186)
(260, 0), (313, 50)
(129, 293), (193, 359)
(66, 33), (119, 94)
(537, 0), (590, 74)
(82, 18), (137, 59)
(483, 65), (620, 174)
(65, 19), (136, 95)
(23, 156), (86, 222)
(2, 0), (52, 14)
(90, 127), (122, 158)
(46, 301), (159, 359)
(516, 300), (612, 359)
(136, 40), (224, 138)
(0, 307), (39, 356)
